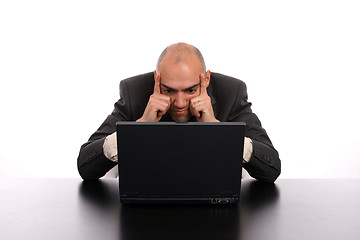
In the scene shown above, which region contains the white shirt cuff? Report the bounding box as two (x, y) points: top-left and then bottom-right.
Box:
(102, 132), (118, 162)
(243, 137), (253, 163)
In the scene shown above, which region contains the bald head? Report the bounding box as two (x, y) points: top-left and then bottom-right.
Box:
(156, 42), (206, 74)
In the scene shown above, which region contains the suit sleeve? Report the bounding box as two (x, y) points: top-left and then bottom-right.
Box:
(229, 81), (281, 183)
(77, 81), (132, 180)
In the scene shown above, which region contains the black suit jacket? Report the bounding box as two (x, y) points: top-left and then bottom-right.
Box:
(77, 72), (281, 182)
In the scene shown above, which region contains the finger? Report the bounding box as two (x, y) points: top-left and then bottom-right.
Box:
(190, 95), (205, 107)
(156, 100), (170, 116)
(149, 96), (170, 110)
(200, 74), (207, 96)
(189, 104), (201, 119)
(151, 96), (170, 113)
(190, 97), (202, 111)
(189, 98), (202, 119)
(154, 72), (161, 94)
(151, 93), (170, 102)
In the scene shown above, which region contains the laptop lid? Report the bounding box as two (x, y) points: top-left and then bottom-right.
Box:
(116, 122), (245, 204)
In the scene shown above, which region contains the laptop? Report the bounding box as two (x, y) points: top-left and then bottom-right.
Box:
(116, 122), (246, 204)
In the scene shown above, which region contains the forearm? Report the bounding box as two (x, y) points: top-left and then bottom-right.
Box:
(77, 110), (122, 180)
(230, 101), (281, 182)
(77, 137), (117, 180)
(78, 154), (117, 180)
(243, 139), (281, 183)
(77, 78), (137, 180)
(232, 113), (281, 182)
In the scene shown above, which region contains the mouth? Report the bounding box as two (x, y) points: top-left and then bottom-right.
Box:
(171, 109), (188, 115)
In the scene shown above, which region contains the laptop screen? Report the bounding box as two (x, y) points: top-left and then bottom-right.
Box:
(116, 122), (245, 203)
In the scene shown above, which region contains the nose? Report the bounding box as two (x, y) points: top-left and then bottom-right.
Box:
(173, 92), (187, 109)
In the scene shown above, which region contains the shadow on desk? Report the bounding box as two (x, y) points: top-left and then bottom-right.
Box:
(78, 180), (279, 240)
(79, 179), (120, 208)
(241, 180), (280, 211)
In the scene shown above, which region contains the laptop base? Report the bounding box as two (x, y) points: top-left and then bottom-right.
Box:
(121, 197), (240, 205)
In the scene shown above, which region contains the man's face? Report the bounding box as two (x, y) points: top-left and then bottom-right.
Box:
(157, 59), (207, 122)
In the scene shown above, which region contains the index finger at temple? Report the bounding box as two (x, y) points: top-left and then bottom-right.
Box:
(200, 74), (207, 96)
(154, 73), (161, 94)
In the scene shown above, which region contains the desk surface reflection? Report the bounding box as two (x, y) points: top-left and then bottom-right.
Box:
(1, 178), (359, 240)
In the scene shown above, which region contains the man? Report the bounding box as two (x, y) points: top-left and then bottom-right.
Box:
(77, 43), (281, 182)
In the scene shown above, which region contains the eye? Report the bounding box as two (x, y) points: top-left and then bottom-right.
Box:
(187, 88), (196, 94)
(163, 89), (172, 93)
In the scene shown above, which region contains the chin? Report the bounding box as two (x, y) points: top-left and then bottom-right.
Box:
(170, 114), (191, 123)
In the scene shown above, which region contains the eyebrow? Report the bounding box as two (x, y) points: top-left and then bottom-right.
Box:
(160, 83), (200, 91)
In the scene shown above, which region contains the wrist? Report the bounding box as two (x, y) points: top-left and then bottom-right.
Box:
(103, 132), (118, 162)
(243, 137), (253, 163)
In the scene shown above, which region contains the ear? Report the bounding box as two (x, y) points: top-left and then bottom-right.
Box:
(154, 70), (157, 80)
(205, 70), (211, 87)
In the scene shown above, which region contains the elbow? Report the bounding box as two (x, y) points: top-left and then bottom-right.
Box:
(77, 152), (116, 181)
(248, 140), (281, 183)
(244, 155), (281, 183)
(257, 158), (281, 183)
(77, 159), (110, 181)
(77, 153), (102, 181)
(255, 168), (281, 183)
(78, 166), (100, 181)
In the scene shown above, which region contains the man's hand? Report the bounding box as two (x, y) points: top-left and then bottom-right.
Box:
(190, 74), (219, 122)
(137, 73), (171, 122)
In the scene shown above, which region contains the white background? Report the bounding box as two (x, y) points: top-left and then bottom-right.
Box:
(1, 0), (359, 178)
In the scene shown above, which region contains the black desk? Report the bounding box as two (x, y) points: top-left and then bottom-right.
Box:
(1, 178), (359, 240)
